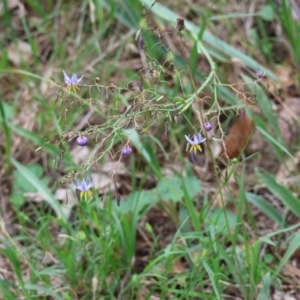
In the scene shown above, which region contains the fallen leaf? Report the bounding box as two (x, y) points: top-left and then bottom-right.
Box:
(219, 114), (254, 165)
(7, 40), (32, 66)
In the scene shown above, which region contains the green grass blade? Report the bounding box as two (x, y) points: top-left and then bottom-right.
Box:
(23, 284), (64, 300)
(272, 230), (300, 280)
(246, 193), (284, 225)
(140, 0), (278, 81)
(202, 259), (221, 300)
(256, 124), (293, 160)
(256, 170), (300, 219)
(11, 159), (65, 222)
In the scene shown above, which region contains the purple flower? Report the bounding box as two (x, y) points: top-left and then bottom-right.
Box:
(137, 37), (144, 50)
(185, 133), (206, 153)
(63, 70), (84, 93)
(256, 70), (265, 80)
(121, 145), (132, 157)
(76, 136), (88, 147)
(204, 122), (212, 131)
(75, 178), (94, 201)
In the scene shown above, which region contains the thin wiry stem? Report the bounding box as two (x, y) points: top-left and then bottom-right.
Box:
(177, 31), (246, 289)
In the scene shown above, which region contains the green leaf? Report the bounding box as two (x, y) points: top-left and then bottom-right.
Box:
(123, 129), (161, 177)
(113, 190), (158, 214)
(9, 194), (26, 207)
(246, 192), (283, 225)
(157, 176), (183, 202)
(259, 5), (275, 21)
(258, 272), (271, 300)
(256, 170), (300, 219)
(183, 177), (201, 199)
(13, 164), (44, 193)
(11, 159), (65, 221)
(273, 230), (300, 279)
(206, 209), (237, 234)
(139, 0), (278, 81)
(256, 125), (293, 160)
(23, 284), (64, 300)
(8, 122), (58, 156)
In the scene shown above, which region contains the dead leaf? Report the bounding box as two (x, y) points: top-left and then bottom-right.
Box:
(219, 114), (254, 165)
(7, 40), (32, 66)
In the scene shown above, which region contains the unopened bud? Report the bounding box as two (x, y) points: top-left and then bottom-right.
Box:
(121, 145), (132, 157)
(137, 37), (144, 50)
(204, 122), (212, 131)
(76, 136), (88, 147)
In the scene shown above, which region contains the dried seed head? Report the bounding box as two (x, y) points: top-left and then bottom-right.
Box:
(176, 18), (185, 31)
(76, 136), (88, 147)
(109, 83), (117, 95)
(204, 122), (212, 131)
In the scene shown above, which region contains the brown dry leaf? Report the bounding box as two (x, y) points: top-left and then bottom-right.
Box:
(282, 262), (300, 280)
(171, 259), (186, 274)
(219, 114), (254, 164)
(272, 289), (297, 300)
(268, 65), (294, 94)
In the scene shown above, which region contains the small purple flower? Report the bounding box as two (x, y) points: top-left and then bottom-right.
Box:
(63, 70), (84, 93)
(76, 136), (88, 147)
(137, 37), (144, 50)
(75, 178), (94, 201)
(204, 122), (212, 131)
(256, 70), (265, 80)
(185, 133), (206, 153)
(121, 145), (132, 157)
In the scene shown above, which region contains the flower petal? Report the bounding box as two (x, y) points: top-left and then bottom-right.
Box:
(71, 73), (78, 85)
(76, 75), (84, 84)
(185, 135), (195, 146)
(63, 70), (71, 85)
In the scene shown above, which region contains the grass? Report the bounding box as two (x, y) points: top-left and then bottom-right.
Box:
(1, 0), (300, 299)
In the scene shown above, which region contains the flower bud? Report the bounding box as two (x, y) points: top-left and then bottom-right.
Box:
(204, 122), (212, 131)
(137, 37), (144, 50)
(76, 136), (88, 147)
(121, 145), (132, 157)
